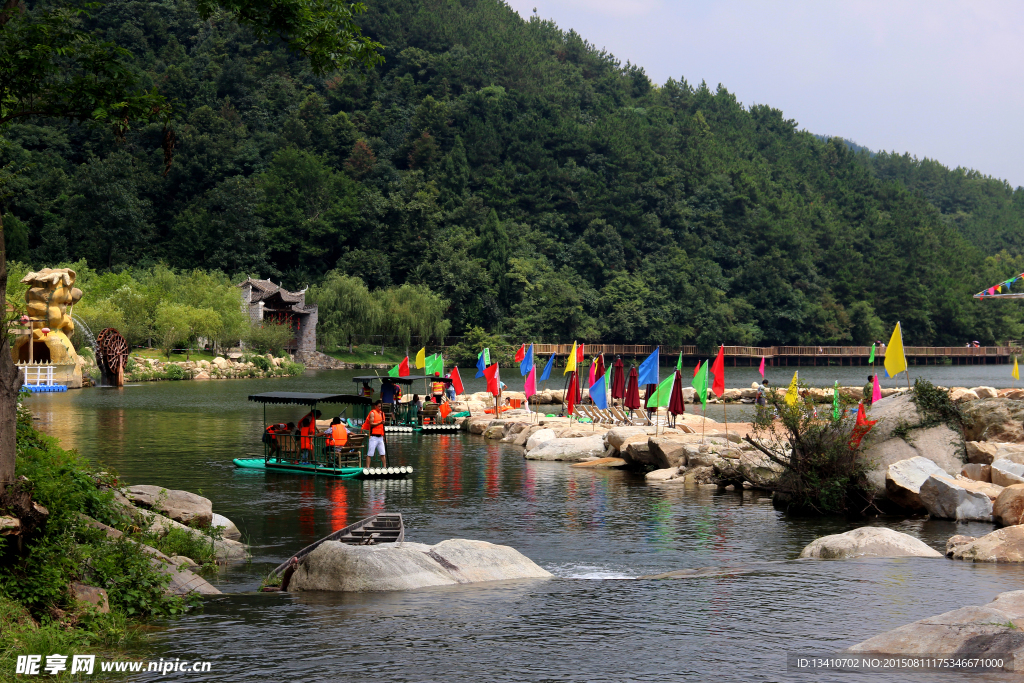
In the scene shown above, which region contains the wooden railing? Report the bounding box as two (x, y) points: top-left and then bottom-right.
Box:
(526, 344), (1018, 358)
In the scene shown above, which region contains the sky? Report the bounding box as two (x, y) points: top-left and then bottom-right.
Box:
(505, 0), (1024, 188)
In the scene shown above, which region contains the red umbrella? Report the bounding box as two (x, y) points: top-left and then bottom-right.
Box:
(566, 372), (578, 416)
(594, 354), (606, 382)
(623, 366), (641, 409)
(611, 357), (626, 399)
(668, 369), (686, 416)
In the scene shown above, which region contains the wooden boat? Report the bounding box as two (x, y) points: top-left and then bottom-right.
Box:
(271, 513), (404, 576)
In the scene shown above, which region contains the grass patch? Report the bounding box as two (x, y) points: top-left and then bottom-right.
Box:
(322, 346), (408, 364)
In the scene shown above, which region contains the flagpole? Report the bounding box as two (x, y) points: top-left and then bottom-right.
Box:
(902, 324), (911, 392)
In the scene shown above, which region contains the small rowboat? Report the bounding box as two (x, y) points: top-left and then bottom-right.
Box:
(271, 513), (404, 576)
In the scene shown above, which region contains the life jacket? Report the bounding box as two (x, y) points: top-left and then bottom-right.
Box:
(263, 423), (287, 444)
(362, 385), (373, 398)
(432, 381), (444, 395)
(362, 408), (385, 436)
(327, 423), (348, 447)
(299, 413), (315, 449)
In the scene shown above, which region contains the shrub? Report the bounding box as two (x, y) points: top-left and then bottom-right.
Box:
(164, 364), (187, 380)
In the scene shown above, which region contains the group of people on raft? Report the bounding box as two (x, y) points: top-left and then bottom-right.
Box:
(263, 400), (390, 469)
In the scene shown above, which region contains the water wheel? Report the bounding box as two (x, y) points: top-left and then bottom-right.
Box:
(95, 328), (129, 387)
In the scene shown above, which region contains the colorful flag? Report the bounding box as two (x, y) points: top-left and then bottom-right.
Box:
(691, 360), (709, 409)
(566, 372), (578, 416)
(868, 343), (875, 364)
(520, 344), (534, 376)
(439, 402), (452, 420)
(450, 366), (464, 394)
(872, 374), (881, 403)
(693, 361), (700, 377)
(590, 373), (607, 410)
(425, 353), (444, 376)
(515, 344), (526, 363)
(577, 343), (584, 364)
(884, 322), (908, 378)
(785, 371), (799, 406)
(524, 367), (537, 399)
(588, 359), (596, 388)
(475, 350), (487, 378)
(637, 347), (660, 386)
(565, 341), (578, 375)
(415, 347), (426, 369)
(484, 363), (501, 396)
(710, 345), (725, 397)
(759, 356), (765, 378)
(389, 356), (410, 377)
(646, 373), (675, 408)
(832, 380), (840, 421)
(848, 402), (878, 448)
(1015, 357), (1020, 381)
(676, 352), (683, 371)
(540, 354), (555, 382)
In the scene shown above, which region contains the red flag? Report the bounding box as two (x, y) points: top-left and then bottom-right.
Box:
(439, 402), (452, 419)
(577, 343), (584, 364)
(484, 363), (501, 396)
(848, 402), (878, 448)
(711, 345), (725, 397)
(693, 361), (700, 377)
(450, 366), (464, 395)
(566, 372), (577, 415)
(515, 344), (526, 363)
(399, 356), (410, 377)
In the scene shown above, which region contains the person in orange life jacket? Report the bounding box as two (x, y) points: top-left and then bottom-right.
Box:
(431, 372), (444, 403)
(362, 399), (388, 468)
(325, 417), (348, 465)
(297, 409), (321, 462)
(263, 423), (289, 458)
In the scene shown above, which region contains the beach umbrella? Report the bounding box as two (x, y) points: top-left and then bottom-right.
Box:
(668, 369), (686, 416)
(624, 366), (641, 409)
(566, 372), (578, 416)
(611, 357), (626, 399)
(575, 370), (583, 403)
(594, 354), (606, 382)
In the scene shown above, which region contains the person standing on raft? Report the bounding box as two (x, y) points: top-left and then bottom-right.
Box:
(362, 399), (388, 469)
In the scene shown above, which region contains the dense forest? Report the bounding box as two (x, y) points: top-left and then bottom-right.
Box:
(5, 0), (1024, 347)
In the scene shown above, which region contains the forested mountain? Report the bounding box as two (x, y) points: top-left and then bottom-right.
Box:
(5, 0), (1024, 347)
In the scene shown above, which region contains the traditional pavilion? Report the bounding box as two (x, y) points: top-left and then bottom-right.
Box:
(238, 278), (318, 354)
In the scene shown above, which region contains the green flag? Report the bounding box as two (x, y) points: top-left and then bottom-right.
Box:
(676, 352), (683, 371)
(646, 373), (675, 408)
(426, 354), (444, 375)
(833, 380), (840, 421)
(388, 363), (400, 377)
(691, 360), (709, 409)
(483, 348), (490, 365)
(868, 343), (875, 364)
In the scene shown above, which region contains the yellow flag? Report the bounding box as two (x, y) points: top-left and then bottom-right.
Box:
(883, 322), (908, 378)
(415, 347), (426, 369)
(785, 371), (799, 406)
(564, 341), (577, 375)
(1014, 357), (1020, 381)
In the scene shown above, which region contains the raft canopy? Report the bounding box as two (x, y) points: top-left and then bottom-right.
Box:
(351, 375), (428, 386)
(247, 392), (372, 406)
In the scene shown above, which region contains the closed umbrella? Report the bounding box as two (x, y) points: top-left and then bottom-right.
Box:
(594, 354), (606, 383)
(566, 372), (578, 416)
(623, 366), (641, 410)
(611, 357), (626, 399)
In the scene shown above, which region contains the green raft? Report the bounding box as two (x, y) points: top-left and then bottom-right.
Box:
(233, 458), (364, 478)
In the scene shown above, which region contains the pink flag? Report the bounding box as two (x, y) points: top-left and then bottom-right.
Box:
(758, 356), (765, 378)
(524, 367), (537, 399)
(588, 360), (596, 388)
(872, 374), (881, 403)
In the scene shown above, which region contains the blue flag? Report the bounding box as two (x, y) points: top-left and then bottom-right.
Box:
(589, 374), (607, 410)
(520, 343), (534, 376)
(475, 351), (487, 378)
(539, 354), (555, 382)
(637, 347), (660, 387)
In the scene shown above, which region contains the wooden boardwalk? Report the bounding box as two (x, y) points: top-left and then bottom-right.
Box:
(530, 344), (1020, 365)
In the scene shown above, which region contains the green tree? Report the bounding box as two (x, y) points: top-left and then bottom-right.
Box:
(373, 284), (451, 356)
(308, 271), (378, 352)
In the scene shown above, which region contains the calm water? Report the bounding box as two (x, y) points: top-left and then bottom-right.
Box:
(25, 369), (1024, 682)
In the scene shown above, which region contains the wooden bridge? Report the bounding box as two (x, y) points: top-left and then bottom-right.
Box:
(530, 344), (1020, 366)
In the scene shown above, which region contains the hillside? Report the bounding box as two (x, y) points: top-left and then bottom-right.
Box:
(4, 0), (1023, 346)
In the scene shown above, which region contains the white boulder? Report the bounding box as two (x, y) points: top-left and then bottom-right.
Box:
(525, 435), (608, 461)
(991, 459), (1024, 487)
(885, 456), (943, 510)
(525, 428), (556, 451)
(799, 527), (942, 559)
(919, 473), (993, 522)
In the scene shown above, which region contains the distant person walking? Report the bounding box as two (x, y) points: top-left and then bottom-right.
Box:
(863, 375), (875, 407)
(755, 379), (769, 406)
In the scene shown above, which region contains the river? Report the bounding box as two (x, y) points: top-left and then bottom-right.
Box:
(24, 368), (1024, 682)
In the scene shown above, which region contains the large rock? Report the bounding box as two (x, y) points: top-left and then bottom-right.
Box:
(847, 590), (1024, 669)
(950, 388), (979, 402)
(287, 538), (552, 592)
(211, 513), (241, 541)
(920, 473), (993, 521)
(857, 394), (965, 497)
(992, 459), (1024, 487)
(994, 484), (1024, 526)
(71, 582), (110, 613)
(137, 509), (248, 562)
(885, 456), (943, 510)
(124, 485), (213, 528)
(964, 398), (1024, 443)
(525, 435), (608, 462)
(482, 425), (505, 440)
(966, 441), (999, 464)
(604, 426), (657, 451)
(961, 463), (991, 482)
(525, 428), (556, 451)
(972, 386), (999, 399)
(648, 435), (691, 469)
(645, 467), (684, 482)
(947, 526), (1024, 562)
(799, 526), (942, 559)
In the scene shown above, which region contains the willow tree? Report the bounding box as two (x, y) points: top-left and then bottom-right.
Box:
(0, 0), (381, 495)
(308, 271), (379, 353)
(373, 284), (451, 357)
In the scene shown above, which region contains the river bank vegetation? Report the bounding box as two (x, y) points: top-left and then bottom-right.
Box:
(5, 1), (1024, 348)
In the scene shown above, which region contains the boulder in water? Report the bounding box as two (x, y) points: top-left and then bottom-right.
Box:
(885, 456), (943, 510)
(525, 435), (608, 461)
(211, 513), (241, 541)
(946, 526), (1024, 562)
(525, 428), (556, 451)
(124, 484), (213, 528)
(919, 473), (993, 522)
(798, 527), (941, 559)
(287, 538), (552, 592)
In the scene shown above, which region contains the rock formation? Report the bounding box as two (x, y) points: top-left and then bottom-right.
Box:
(798, 527), (942, 559)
